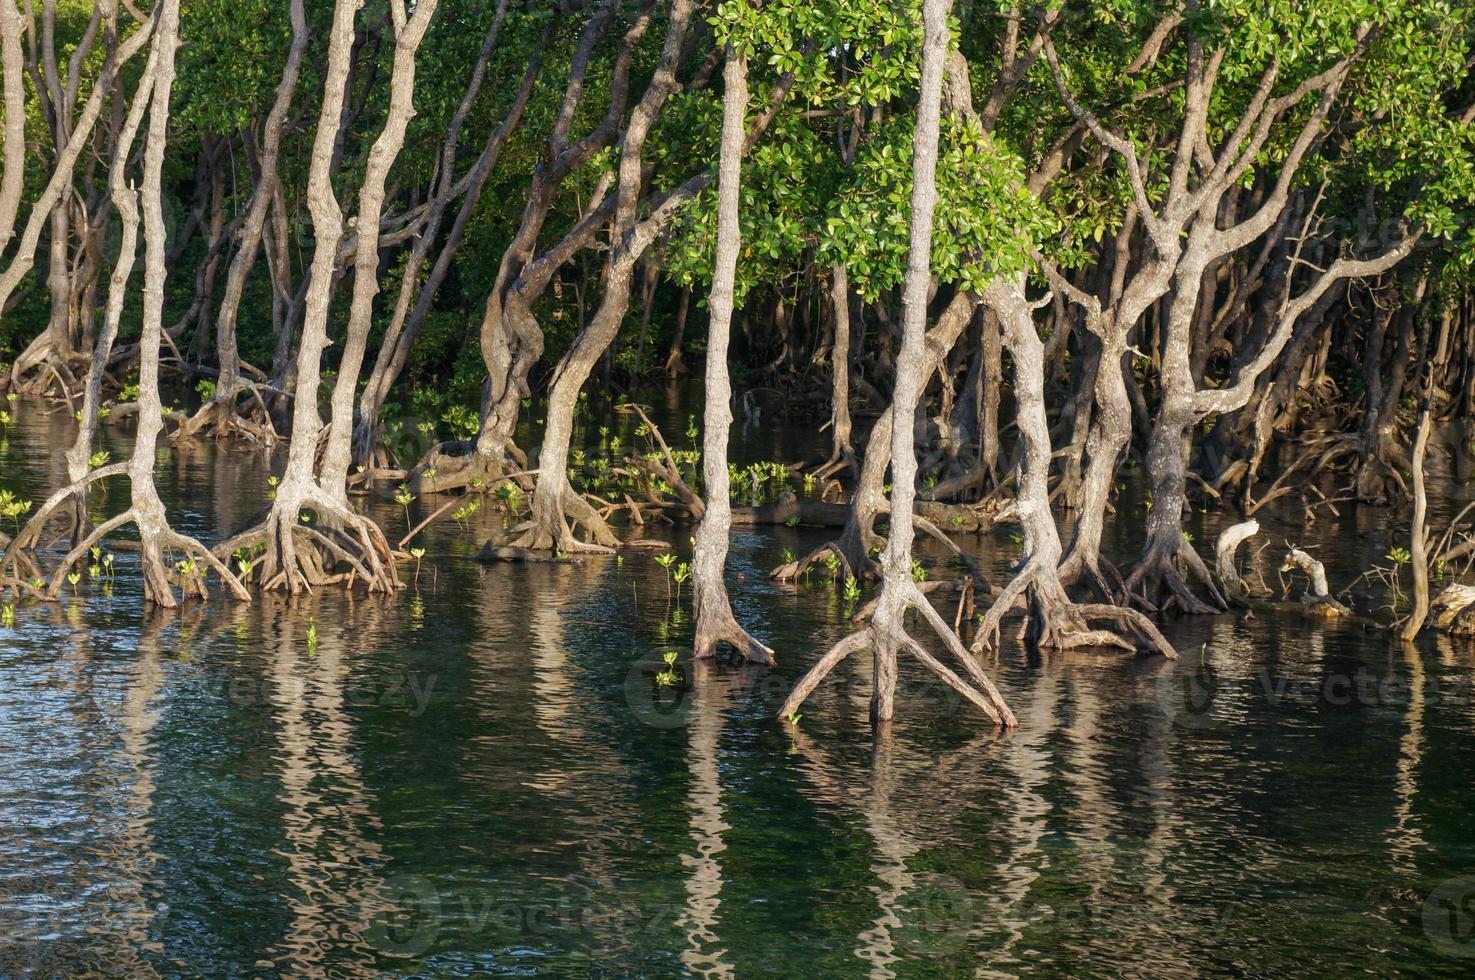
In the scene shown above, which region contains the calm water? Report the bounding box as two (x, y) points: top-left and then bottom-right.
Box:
(2, 392), (1475, 977)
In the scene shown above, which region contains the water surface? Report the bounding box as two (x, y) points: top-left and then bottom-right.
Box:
(2, 394), (1474, 977)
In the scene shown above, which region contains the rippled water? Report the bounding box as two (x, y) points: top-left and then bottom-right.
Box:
(2, 391), (1474, 977)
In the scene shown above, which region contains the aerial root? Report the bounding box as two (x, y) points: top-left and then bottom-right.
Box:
(0, 530), (46, 599)
(777, 580), (1015, 726)
(172, 384), (281, 444)
(1124, 536), (1227, 616)
(975, 560), (1178, 658)
(44, 508), (250, 607)
(0, 463), (132, 584)
(505, 485), (620, 555)
(770, 540), (866, 584)
(215, 492), (400, 596)
(811, 448), (858, 482)
(410, 440), (525, 495)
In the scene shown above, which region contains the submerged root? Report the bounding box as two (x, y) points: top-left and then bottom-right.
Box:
(0, 531), (47, 600)
(693, 587), (774, 666)
(776, 579), (1016, 727)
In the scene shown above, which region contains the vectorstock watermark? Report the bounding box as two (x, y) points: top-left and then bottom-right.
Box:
(1424, 876), (1475, 958)
(177, 670), (440, 717)
(363, 875), (682, 959)
(622, 652), (970, 729)
(1151, 664), (1474, 730)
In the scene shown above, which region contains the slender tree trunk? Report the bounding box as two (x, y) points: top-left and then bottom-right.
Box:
(691, 31), (771, 665)
(779, 0), (1014, 730)
(665, 286), (690, 376)
(411, 0), (633, 495)
(216, 0), (395, 596)
(0, 0), (24, 254)
(514, 0), (695, 551)
(319, 0), (439, 496)
(177, 0), (306, 440)
(1058, 331), (1130, 594)
(633, 259), (657, 377)
(772, 291), (975, 582)
(62, 32), (157, 537)
(976, 278), (1176, 657)
(353, 0), (533, 469)
(6, 0), (147, 387)
(823, 262), (856, 470)
(49, 0), (245, 608)
(130, 0), (185, 604)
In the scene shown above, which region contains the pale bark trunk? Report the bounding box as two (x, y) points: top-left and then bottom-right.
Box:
(691, 34), (771, 665)
(319, 0), (439, 496)
(1404, 407), (1432, 641)
(226, 8), (304, 427)
(422, 0), (630, 495)
(780, 0), (1015, 730)
(218, 0), (395, 595)
(0, 0), (23, 253)
(516, 0), (695, 551)
(130, 0), (183, 605)
(6, 0), (149, 384)
(772, 291), (974, 582)
(824, 262), (856, 468)
(354, 4), (534, 469)
(976, 276), (1177, 658)
(178, 0), (306, 439)
(64, 31), (155, 498)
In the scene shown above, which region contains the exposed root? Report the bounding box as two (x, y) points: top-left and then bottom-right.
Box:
(1279, 547), (1351, 618)
(409, 440), (525, 495)
(503, 485), (620, 555)
(693, 586), (773, 666)
(44, 506), (249, 607)
(1125, 534), (1227, 616)
(924, 461), (996, 502)
(0, 463), (131, 582)
(769, 516), (879, 583)
(1429, 585), (1475, 636)
(767, 496), (994, 584)
(214, 488), (400, 595)
(776, 579), (1016, 727)
(1354, 448), (1409, 505)
(1215, 519), (1261, 604)
(0, 530), (46, 600)
(1059, 549), (1136, 607)
(811, 447), (859, 482)
(8, 337), (86, 398)
(172, 383), (281, 444)
(975, 559), (1178, 658)
(621, 403), (703, 518)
